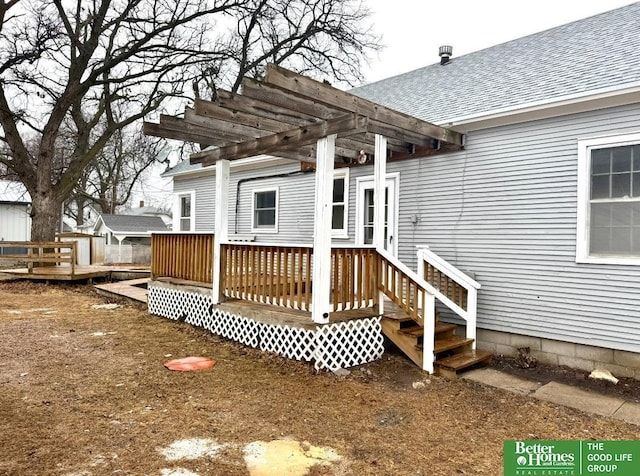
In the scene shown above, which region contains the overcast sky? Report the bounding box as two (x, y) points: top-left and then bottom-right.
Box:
(362, 0), (637, 83)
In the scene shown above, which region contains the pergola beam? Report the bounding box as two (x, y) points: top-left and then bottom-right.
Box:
(264, 64), (464, 146)
(240, 79), (425, 153)
(191, 113), (368, 166)
(144, 64), (464, 167)
(201, 90), (376, 156)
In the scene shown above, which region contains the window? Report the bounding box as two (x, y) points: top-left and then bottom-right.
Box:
(577, 133), (640, 264)
(252, 188), (278, 232)
(173, 191), (195, 231)
(332, 169), (349, 237)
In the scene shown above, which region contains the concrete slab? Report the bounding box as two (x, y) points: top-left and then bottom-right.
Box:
(463, 368), (543, 395)
(612, 401), (640, 426)
(533, 381), (625, 417)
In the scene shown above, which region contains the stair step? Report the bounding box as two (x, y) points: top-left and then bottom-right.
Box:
(434, 336), (474, 353)
(434, 350), (494, 378)
(383, 312), (415, 323)
(398, 325), (423, 337)
(435, 322), (457, 335)
(396, 321), (459, 337)
(415, 336), (474, 354)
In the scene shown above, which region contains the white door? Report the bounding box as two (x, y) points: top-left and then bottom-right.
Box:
(356, 174), (398, 256)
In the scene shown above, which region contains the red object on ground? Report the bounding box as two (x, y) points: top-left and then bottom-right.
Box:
(164, 356), (216, 371)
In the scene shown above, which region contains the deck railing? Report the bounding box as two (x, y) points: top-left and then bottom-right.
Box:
(0, 241), (77, 276)
(221, 243), (313, 310)
(151, 233), (214, 284)
(331, 246), (378, 311)
(416, 245), (481, 347)
(219, 243), (380, 312)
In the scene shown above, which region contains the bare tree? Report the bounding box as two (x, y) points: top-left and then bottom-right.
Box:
(193, 0), (379, 97)
(0, 0), (379, 240)
(69, 125), (164, 217)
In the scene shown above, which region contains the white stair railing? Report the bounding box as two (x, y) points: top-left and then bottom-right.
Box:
(416, 246), (481, 348)
(376, 247), (437, 373)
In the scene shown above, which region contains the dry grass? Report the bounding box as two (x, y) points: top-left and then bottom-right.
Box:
(0, 281), (637, 476)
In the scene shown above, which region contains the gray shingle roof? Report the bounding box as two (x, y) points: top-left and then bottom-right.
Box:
(162, 159), (204, 177)
(352, 2), (640, 124)
(99, 214), (168, 233)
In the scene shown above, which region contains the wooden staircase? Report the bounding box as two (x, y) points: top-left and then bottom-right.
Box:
(381, 303), (493, 377)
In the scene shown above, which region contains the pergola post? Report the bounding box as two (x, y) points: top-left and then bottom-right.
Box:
(212, 159), (230, 305)
(311, 134), (336, 324)
(373, 134), (387, 314)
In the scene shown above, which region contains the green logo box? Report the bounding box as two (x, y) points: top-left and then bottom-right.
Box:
(504, 440), (639, 476)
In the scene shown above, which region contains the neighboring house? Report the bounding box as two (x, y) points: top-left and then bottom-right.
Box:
(94, 213), (169, 265)
(0, 180), (31, 246)
(93, 214), (169, 246)
(152, 4), (640, 376)
(125, 201), (172, 228)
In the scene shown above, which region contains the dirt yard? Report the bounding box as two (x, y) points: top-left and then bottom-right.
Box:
(0, 281), (638, 476)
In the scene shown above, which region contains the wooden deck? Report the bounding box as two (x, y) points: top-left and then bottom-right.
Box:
(0, 265), (149, 281)
(1, 265), (113, 281)
(95, 278), (150, 304)
(216, 298), (380, 330)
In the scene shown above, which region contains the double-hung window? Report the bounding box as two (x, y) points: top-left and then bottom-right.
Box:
(577, 133), (640, 264)
(332, 169), (349, 237)
(252, 188), (278, 232)
(174, 191), (195, 231)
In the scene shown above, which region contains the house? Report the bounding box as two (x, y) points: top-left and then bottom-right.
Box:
(124, 201), (172, 228)
(93, 213), (169, 264)
(145, 3), (640, 377)
(0, 180), (31, 247)
(93, 213), (169, 246)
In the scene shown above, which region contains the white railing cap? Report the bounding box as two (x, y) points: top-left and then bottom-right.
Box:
(417, 246), (481, 290)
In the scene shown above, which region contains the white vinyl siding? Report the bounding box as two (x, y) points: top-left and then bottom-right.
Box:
(391, 103), (640, 354)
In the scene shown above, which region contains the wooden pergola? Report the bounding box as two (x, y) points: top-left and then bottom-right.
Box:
(144, 64), (464, 325)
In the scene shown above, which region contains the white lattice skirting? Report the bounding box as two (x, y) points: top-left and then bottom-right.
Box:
(148, 282), (384, 370)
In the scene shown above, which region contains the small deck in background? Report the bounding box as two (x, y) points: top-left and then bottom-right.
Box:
(1, 265), (150, 282)
(1, 265), (112, 281)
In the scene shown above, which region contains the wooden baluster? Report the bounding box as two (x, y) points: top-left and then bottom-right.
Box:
(290, 248), (296, 309)
(283, 247), (288, 306)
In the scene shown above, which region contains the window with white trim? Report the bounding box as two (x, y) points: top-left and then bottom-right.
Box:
(173, 191), (195, 231)
(332, 168), (349, 237)
(252, 188), (278, 232)
(577, 133), (640, 264)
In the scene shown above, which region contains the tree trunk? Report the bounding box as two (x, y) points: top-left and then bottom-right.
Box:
(30, 193), (63, 242)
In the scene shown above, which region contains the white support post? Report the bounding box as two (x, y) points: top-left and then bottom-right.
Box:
(311, 135), (336, 324)
(423, 293), (436, 373)
(374, 134), (387, 315)
(212, 159), (230, 305)
(467, 287), (478, 350)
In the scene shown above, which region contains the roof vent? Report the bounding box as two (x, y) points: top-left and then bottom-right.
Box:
(439, 45), (453, 65)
